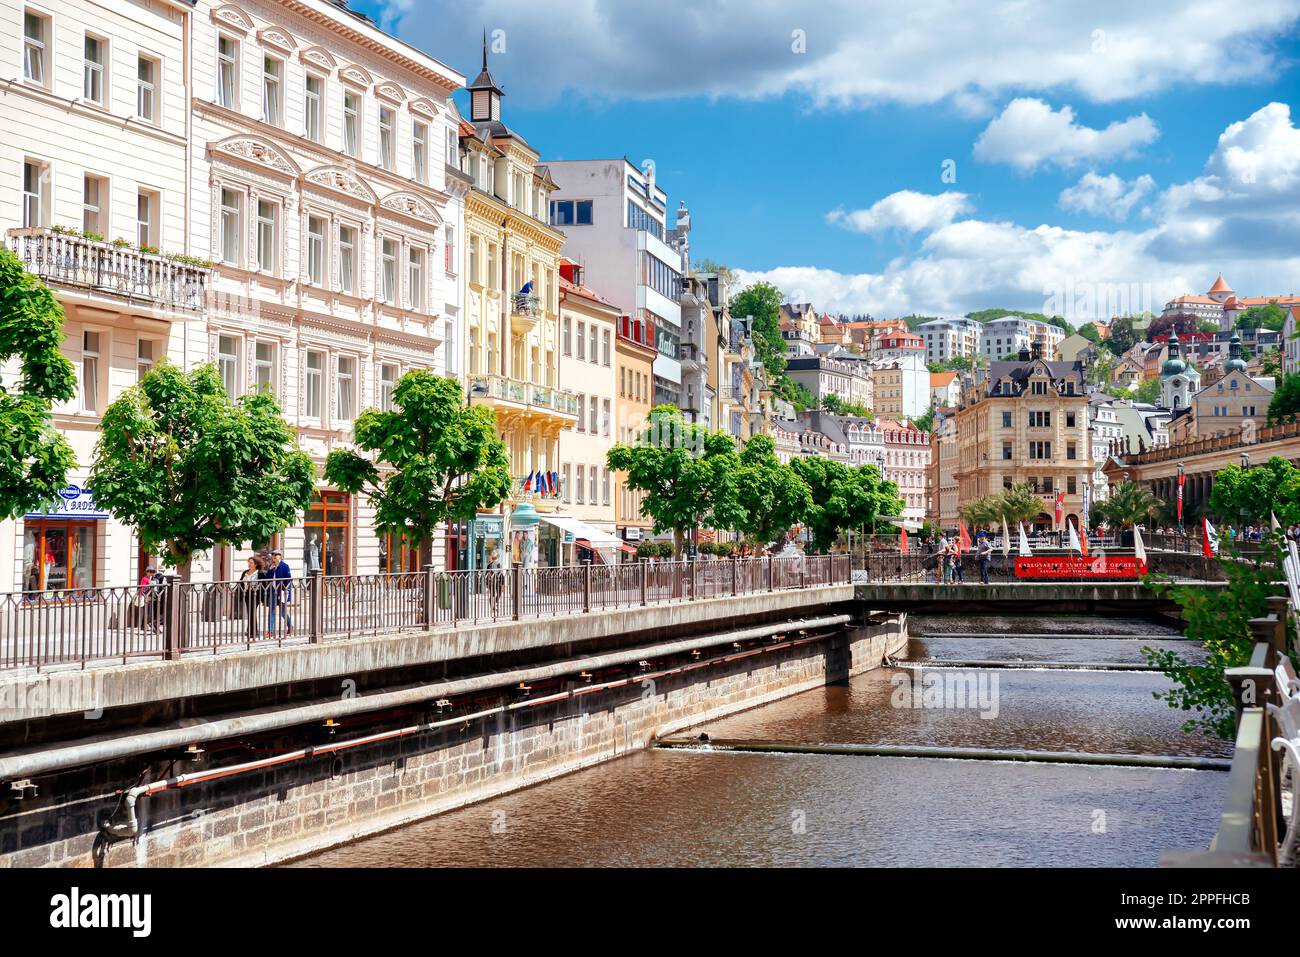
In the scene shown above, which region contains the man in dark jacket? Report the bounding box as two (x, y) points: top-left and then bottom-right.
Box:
(267, 549), (293, 637)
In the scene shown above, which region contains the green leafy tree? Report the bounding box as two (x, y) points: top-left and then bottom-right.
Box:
(0, 247), (78, 519)
(788, 457), (903, 552)
(959, 496), (1003, 531)
(607, 405), (744, 556)
(1208, 457), (1300, 526)
(323, 371), (510, 557)
(1236, 300), (1286, 332)
(1267, 372), (1300, 424)
(1144, 540), (1297, 739)
(1106, 385), (1136, 401)
(1077, 324), (1101, 344)
(1092, 480), (1161, 528)
(1085, 352), (1115, 387)
(1104, 314), (1140, 356)
(910, 408), (936, 433)
(730, 281), (786, 378)
(89, 360), (316, 579)
(998, 482), (1045, 526)
(735, 434), (812, 548)
(1260, 347), (1282, 379)
(821, 393), (874, 417)
(1135, 377), (1162, 404)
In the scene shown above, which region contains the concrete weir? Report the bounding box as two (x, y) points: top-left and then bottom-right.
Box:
(0, 587), (902, 868)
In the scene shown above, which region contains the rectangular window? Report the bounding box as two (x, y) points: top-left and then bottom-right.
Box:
(444, 226), (455, 274)
(338, 225), (356, 294)
(576, 393), (585, 432)
(137, 55), (158, 122)
(381, 239), (398, 304)
(217, 334), (238, 395)
(1065, 412), (1076, 428)
(256, 199), (277, 272)
(378, 107), (395, 170)
(562, 317), (572, 356)
(220, 188), (242, 265)
(576, 323), (586, 362)
(379, 363), (398, 411)
(1002, 442), (1012, 460)
(80, 331), (101, 412)
(254, 341), (275, 393)
(22, 160), (46, 228)
(468, 236), (479, 286)
(407, 248), (424, 311)
(304, 351), (323, 418)
(1067, 476), (1077, 495)
(589, 396), (598, 434)
(84, 35), (105, 104)
(306, 216), (325, 285)
(304, 74), (323, 141)
(136, 338), (155, 382)
(82, 175), (106, 236)
(602, 330), (611, 366)
(576, 465), (585, 504)
(1066, 442), (1077, 460)
(342, 91), (359, 156)
(562, 464), (572, 503)
(137, 190), (158, 249)
(412, 121), (428, 183)
(1001, 411), (1012, 428)
(589, 468), (597, 505)
(262, 57), (282, 125)
(23, 11), (48, 85)
(336, 356), (355, 421)
(602, 399), (611, 436)
(216, 35), (237, 108)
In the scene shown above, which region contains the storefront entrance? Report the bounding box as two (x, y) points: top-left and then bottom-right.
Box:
(303, 491), (350, 576)
(23, 520), (96, 592)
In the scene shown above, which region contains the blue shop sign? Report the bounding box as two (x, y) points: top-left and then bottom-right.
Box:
(25, 484), (110, 520)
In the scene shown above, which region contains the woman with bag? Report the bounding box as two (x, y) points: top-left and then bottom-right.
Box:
(239, 555), (266, 640)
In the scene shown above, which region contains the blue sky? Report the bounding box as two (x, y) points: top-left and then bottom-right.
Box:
(357, 0), (1300, 322)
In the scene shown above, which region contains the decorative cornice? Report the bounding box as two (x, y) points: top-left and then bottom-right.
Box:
(339, 64), (374, 89)
(304, 165), (378, 204)
(375, 82), (406, 104)
(212, 3), (254, 34)
(299, 45), (337, 72)
(257, 25), (298, 54)
(212, 135), (301, 177)
(379, 191), (443, 225)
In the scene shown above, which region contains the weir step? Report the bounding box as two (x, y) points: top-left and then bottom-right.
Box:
(917, 633), (1192, 640)
(899, 659), (1165, 671)
(654, 738), (1230, 771)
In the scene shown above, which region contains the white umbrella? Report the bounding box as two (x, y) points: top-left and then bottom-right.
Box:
(1133, 525), (1147, 565)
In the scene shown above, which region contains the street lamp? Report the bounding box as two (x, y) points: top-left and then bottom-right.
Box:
(1177, 461), (1185, 536)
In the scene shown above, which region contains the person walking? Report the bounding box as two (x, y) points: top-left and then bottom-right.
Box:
(976, 532), (992, 585)
(486, 548), (504, 616)
(949, 537), (965, 583)
(266, 548), (293, 638)
(139, 565), (162, 633)
(239, 555), (265, 640)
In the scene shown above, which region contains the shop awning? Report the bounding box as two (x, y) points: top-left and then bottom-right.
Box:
(540, 515), (624, 549)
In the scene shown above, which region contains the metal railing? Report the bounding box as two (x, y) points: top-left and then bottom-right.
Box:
(467, 374), (579, 417)
(511, 293), (540, 317)
(0, 555), (853, 672)
(852, 549), (1176, 584)
(8, 227), (209, 312)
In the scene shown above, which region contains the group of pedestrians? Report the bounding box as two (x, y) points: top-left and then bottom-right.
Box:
(926, 531), (996, 585)
(237, 550), (294, 639)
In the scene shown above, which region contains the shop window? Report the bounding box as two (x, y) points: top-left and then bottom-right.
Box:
(379, 529), (424, 575)
(23, 521), (96, 592)
(303, 490), (350, 576)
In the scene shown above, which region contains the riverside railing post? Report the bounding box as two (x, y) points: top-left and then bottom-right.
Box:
(768, 554), (775, 591)
(640, 560), (648, 606)
(423, 564), (435, 629)
(511, 564), (522, 621)
(582, 562), (592, 613)
(163, 575), (181, 661)
(310, 570), (324, 642)
(690, 557), (698, 600)
(732, 556), (739, 596)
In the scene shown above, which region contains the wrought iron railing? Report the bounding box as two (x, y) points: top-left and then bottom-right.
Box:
(7, 227), (209, 312)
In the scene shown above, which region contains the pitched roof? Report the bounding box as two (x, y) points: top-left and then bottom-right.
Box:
(930, 371), (959, 386)
(1207, 274), (1234, 295)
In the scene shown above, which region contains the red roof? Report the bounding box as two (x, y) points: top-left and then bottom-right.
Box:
(1207, 274), (1234, 295)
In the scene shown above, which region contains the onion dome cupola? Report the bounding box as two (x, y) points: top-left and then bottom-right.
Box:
(1224, 333), (1248, 374)
(1160, 331), (1187, 377)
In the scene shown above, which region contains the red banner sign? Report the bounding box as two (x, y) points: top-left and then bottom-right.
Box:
(1014, 556), (1147, 579)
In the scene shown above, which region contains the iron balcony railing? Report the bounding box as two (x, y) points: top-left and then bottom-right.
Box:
(511, 292), (541, 317)
(0, 555), (853, 672)
(7, 227), (209, 312)
(468, 374), (579, 417)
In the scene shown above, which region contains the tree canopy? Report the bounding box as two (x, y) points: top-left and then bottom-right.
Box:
(0, 246), (78, 519)
(734, 434), (812, 548)
(729, 281), (786, 379)
(1208, 457), (1300, 526)
(323, 371), (511, 552)
(1236, 300), (1287, 332)
(89, 360), (316, 578)
(1135, 377), (1162, 404)
(607, 405), (744, 555)
(958, 483), (1042, 530)
(1092, 481), (1161, 529)
(1267, 372), (1300, 424)
(787, 456), (903, 551)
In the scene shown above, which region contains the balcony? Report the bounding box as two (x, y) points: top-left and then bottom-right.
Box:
(8, 227), (209, 313)
(512, 473), (565, 501)
(468, 374), (579, 423)
(618, 314), (654, 350)
(510, 293), (542, 334)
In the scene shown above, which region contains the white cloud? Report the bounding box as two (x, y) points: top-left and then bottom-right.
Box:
(736, 103), (1300, 322)
(1059, 172), (1156, 221)
(974, 98), (1159, 171)
(827, 191), (972, 234)
(379, 1), (1300, 109)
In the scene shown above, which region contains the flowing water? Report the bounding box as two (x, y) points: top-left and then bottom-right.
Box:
(291, 614), (1228, 868)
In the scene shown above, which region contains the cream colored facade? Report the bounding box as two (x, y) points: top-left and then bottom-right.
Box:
(953, 354), (1092, 530)
(190, 0), (466, 579)
(2, 0), (195, 590)
(614, 314), (655, 541)
(556, 274), (618, 543)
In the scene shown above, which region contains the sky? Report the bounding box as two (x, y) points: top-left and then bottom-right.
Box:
(356, 0), (1300, 324)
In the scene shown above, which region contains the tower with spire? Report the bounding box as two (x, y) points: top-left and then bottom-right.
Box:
(1160, 331), (1200, 410)
(467, 32), (503, 125)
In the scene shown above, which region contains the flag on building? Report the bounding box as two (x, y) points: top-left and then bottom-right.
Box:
(899, 527), (909, 555)
(958, 521), (972, 554)
(1054, 491), (1064, 529)
(1068, 520), (1085, 556)
(1133, 525), (1147, 567)
(1177, 470), (1185, 524)
(1202, 517), (1220, 557)
(1001, 517), (1011, 556)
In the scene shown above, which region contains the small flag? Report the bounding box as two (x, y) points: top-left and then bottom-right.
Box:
(1068, 520), (1084, 555)
(1001, 517), (1011, 557)
(523, 470), (534, 492)
(1054, 491), (1064, 529)
(1203, 517), (1219, 557)
(1271, 511), (1281, 532)
(1177, 470), (1185, 524)
(899, 527), (909, 554)
(958, 521), (972, 554)
(1018, 523), (1034, 557)
(1133, 525), (1147, 568)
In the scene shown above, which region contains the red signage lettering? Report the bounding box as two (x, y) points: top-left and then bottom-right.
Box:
(1013, 556), (1147, 579)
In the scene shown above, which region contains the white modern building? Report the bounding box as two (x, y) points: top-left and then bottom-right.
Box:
(979, 316), (1065, 361)
(916, 317), (982, 365)
(542, 158), (683, 407)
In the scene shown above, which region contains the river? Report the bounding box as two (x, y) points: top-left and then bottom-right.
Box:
(289, 613), (1228, 867)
